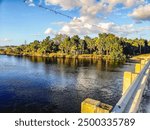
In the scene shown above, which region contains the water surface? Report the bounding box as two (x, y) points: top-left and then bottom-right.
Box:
(0, 55), (135, 112)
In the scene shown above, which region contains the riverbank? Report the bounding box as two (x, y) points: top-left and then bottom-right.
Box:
(130, 54), (150, 61)
(49, 53), (102, 59)
(0, 52), (124, 62)
(0, 52), (102, 59)
(4, 51), (150, 63)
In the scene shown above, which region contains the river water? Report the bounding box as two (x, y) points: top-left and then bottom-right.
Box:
(0, 55), (135, 113)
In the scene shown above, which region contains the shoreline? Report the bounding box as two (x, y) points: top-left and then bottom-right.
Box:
(0, 53), (106, 59)
(2, 52), (150, 62)
(0, 53), (127, 63)
(0, 53), (101, 58)
(130, 54), (150, 61)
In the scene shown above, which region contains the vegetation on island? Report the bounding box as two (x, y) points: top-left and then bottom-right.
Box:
(0, 33), (150, 62)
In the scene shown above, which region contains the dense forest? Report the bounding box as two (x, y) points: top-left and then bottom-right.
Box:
(0, 33), (150, 62)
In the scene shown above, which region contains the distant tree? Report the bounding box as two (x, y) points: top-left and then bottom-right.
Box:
(5, 47), (14, 54)
(14, 46), (23, 55)
(71, 35), (80, 54)
(3, 33), (150, 62)
(59, 36), (72, 54)
(96, 33), (108, 55)
(79, 39), (86, 54)
(84, 36), (95, 54)
(38, 36), (52, 54)
(109, 43), (125, 61)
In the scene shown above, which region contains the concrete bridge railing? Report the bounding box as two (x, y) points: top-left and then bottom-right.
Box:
(81, 59), (150, 113)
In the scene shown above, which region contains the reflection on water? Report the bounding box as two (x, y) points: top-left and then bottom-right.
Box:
(0, 55), (135, 113)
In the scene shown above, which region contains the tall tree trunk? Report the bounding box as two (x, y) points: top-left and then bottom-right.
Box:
(107, 49), (109, 59)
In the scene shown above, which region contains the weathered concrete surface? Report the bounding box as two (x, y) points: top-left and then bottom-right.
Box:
(81, 98), (113, 113)
(139, 77), (150, 113)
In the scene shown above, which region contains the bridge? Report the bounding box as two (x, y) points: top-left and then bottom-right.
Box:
(81, 59), (150, 113)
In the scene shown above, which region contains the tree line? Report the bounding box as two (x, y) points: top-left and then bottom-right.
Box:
(0, 33), (150, 62)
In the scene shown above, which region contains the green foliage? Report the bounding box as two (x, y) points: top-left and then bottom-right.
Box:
(84, 36), (95, 54)
(5, 47), (14, 54)
(109, 43), (125, 61)
(1, 33), (150, 62)
(59, 36), (72, 54)
(14, 47), (23, 55)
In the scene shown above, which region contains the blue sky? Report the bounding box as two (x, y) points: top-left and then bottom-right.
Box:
(0, 0), (150, 46)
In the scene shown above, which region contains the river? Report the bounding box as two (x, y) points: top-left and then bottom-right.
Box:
(0, 55), (135, 113)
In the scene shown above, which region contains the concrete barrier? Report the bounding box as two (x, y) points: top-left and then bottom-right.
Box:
(122, 60), (147, 95)
(135, 64), (141, 74)
(81, 98), (100, 113)
(122, 72), (132, 95)
(81, 98), (112, 113)
(122, 72), (138, 95)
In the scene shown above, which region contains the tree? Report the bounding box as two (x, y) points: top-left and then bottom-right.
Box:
(84, 36), (95, 54)
(59, 36), (72, 54)
(95, 33), (107, 55)
(53, 34), (67, 46)
(38, 36), (52, 54)
(5, 47), (14, 54)
(138, 39), (145, 54)
(71, 35), (80, 54)
(30, 40), (40, 52)
(79, 39), (86, 54)
(14, 46), (23, 55)
(4, 33), (150, 62)
(109, 43), (125, 61)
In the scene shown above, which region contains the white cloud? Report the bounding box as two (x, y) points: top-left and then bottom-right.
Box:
(28, 3), (35, 7)
(45, 0), (80, 10)
(25, 0), (35, 7)
(45, 0), (144, 14)
(59, 16), (137, 36)
(129, 4), (150, 21)
(0, 38), (12, 42)
(138, 26), (150, 31)
(0, 38), (11, 42)
(44, 0), (148, 37)
(59, 16), (97, 35)
(44, 28), (55, 35)
(106, 0), (144, 7)
(79, 0), (106, 16)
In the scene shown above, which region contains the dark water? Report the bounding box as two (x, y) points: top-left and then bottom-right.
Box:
(0, 55), (135, 113)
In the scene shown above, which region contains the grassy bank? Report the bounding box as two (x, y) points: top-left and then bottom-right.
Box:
(0, 52), (103, 59)
(49, 53), (102, 59)
(0, 51), (126, 64)
(130, 54), (150, 60)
